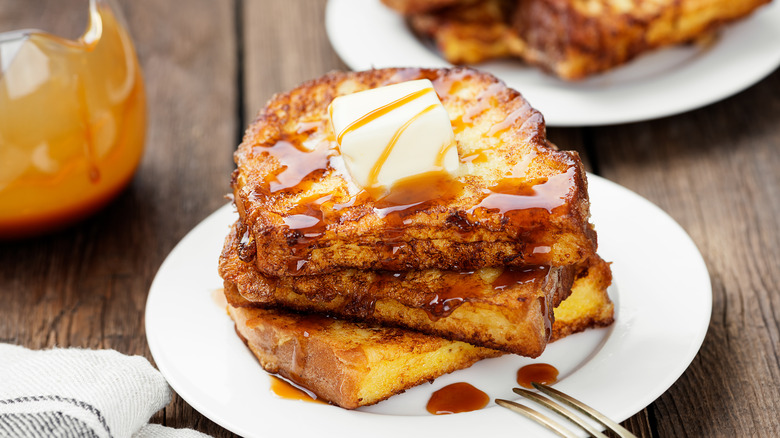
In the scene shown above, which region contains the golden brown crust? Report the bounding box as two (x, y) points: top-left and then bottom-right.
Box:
(220, 222), (572, 356)
(233, 67), (595, 276)
(226, 286), (501, 409)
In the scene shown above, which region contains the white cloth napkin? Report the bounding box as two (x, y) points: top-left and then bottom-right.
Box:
(0, 343), (209, 438)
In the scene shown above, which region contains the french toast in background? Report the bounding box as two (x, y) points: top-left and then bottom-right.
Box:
(223, 256), (613, 409)
(232, 67), (595, 277)
(224, 284), (502, 409)
(389, 0), (772, 79)
(407, 0), (524, 65)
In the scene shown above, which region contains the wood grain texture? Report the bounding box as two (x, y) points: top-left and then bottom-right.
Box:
(590, 70), (780, 437)
(121, 0), (238, 435)
(1, 0), (778, 437)
(242, 0), (347, 123)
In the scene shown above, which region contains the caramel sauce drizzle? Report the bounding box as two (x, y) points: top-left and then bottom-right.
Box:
(422, 271), (479, 320)
(366, 103), (439, 189)
(282, 194), (333, 272)
(443, 79), (505, 135)
(492, 266), (548, 291)
(470, 167), (576, 216)
(460, 150), (490, 165)
(488, 105), (535, 137)
(424, 295), (465, 320)
(434, 139), (457, 169)
(259, 139), (331, 193)
(334, 87), (433, 145)
(463, 82), (504, 123)
(372, 172), (465, 218)
(430, 68), (472, 97)
(418, 265), (551, 321)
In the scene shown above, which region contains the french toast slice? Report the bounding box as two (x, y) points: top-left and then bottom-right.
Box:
(220, 222), (576, 357)
(225, 285), (501, 409)
(400, 0), (771, 80)
(223, 255), (614, 409)
(233, 67), (595, 276)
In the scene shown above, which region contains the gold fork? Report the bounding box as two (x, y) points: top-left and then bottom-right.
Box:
(496, 383), (638, 438)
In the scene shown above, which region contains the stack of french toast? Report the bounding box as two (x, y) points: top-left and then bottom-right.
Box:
(218, 67), (614, 409)
(382, 0), (772, 80)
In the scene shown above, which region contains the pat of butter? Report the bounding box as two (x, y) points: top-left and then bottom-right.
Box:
(328, 79), (458, 190)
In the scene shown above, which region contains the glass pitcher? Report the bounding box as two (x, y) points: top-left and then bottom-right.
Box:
(0, 0), (146, 238)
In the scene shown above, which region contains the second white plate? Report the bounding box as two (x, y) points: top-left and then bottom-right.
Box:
(325, 0), (780, 126)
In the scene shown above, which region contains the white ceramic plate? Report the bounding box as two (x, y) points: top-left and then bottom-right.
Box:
(325, 0), (780, 127)
(145, 175), (711, 438)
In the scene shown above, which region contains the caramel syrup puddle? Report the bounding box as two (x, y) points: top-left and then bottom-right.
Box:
(426, 382), (489, 415)
(269, 375), (327, 404)
(516, 363), (559, 389)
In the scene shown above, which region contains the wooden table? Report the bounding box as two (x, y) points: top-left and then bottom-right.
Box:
(2, 1), (778, 436)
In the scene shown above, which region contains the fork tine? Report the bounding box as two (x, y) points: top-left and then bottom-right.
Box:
(513, 387), (609, 438)
(532, 383), (638, 438)
(495, 399), (580, 438)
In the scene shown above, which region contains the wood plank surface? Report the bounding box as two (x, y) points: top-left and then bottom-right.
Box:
(1, 0), (778, 437)
(242, 0), (347, 121)
(120, 1), (238, 435)
(589, 70), (780, 437)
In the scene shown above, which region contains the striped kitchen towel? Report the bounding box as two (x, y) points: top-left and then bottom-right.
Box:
(0, 344), (208, 438)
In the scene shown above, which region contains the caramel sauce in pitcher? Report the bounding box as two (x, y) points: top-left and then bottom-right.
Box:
(0, 1), (145, 238)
